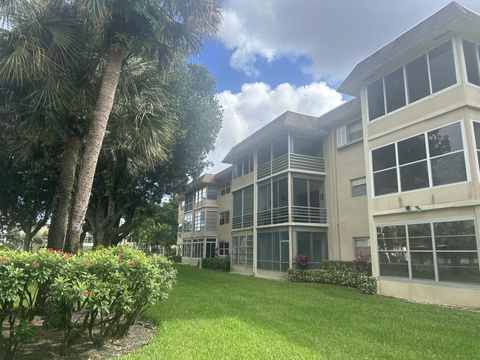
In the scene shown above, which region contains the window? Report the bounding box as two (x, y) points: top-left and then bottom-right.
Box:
(185, 192), (193, 211)
(194, 212), (205, 232)
(184, 213), (193, 232)
(257, 228), (289, 272)
(385, 67), (406, 113)
(367, 79), (385, 121)
(473, 122), (480, 170)
(257, 144), (271, 166)
(220, 182), (230, 196)
(182, 240), (192, 257)
(292, 178), (325, 223)
(292, 135), (322, 156)
(205, 238), (216, 258)
(180, 201), (185, 211)
(206, 211), (217, 231)
(354, 237), (370, 256)
(207, 185), (218, 200)
(232, 186), (254, 229)
(257, 177), (288, 225)
(377, 220), (480, 284)
(463, 39), (480, 86)
(272, 136), (288, 159)
(294, 230), (328, 269)
(371, 122), (466, 196)
(194, 188), (206, 206)
(336, 119), (363, 148)
(218, 241), (229, 256)
(233, 153), (254, 179)
(219, 211), (230, 225)
(232, 235), (253, 267)
(192, 239), (203, 258)
(368, 40), (457, 121)
(351, 177), (367, 197)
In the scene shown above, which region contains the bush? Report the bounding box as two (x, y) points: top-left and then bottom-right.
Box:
(0, 247), (176, 358)
(287, 268), (377, 294)
(168, 255), (182, 263)
(317, 260), (372, 276)
(201, 257), (230, 272)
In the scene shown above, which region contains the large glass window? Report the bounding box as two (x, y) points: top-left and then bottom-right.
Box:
(232, 235), (253, 267)
(257, 144), (271, 166)
(257, 177), (288, 225)
(428, 41), (456, 93)
(295, 230), (328, 269)
(368, 40), (457, 121)
(385, 68), (406, 113)
(292, 178), (325, 223)
(463, 39), (480, 86)
(257, 228), (289, 272)
(367, 79), (385, 121)
(233, 152), (254, 179)
(292, 135), (322, 156)
(194, 212), (205, 232)
(371, 122), (466, 196)
(377, 220), (480, 284)
(184, 213), (193, 232)
(232, 186), (254, 229)
(272, 136), (288, 159)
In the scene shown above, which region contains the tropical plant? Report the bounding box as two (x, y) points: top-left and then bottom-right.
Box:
(65, 0), (222, 251)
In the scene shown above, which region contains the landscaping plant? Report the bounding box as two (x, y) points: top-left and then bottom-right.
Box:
(0, 247), (176, 358)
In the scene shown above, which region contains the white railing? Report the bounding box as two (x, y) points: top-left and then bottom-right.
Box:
(292, 206), (327, 223)
(290, 153), (325, 172)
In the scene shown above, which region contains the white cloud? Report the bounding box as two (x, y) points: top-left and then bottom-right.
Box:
(207, 81), (343, 171)
(218, 0), (480, 81)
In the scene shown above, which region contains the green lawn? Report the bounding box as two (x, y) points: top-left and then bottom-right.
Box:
(124, 265), (480, 359)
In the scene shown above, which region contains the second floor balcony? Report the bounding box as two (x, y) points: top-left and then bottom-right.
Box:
(257, 133), (325, 180)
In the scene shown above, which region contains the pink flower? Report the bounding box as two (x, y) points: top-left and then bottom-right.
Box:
(130, 261), (137, 267)
(84, 290), (92, 297)
(49, 248), (54, 254)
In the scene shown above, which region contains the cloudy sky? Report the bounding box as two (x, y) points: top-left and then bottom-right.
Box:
(191, 0), (480, 172)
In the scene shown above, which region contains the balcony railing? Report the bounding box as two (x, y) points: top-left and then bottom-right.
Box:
(290, 153), (325, 172)
(232, 214), (254, 229)
(292, 206), (327, 223)
(257, 206), (289, 226)
(257, 153), (325, 180)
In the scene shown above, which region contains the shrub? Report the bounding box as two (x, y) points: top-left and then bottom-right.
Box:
(0, 247), (176, 357)
(168, 255), (182, 263)
(318, 260), (372, 276)
(201, 257), (230, 272)
(287, 268), (377, 294)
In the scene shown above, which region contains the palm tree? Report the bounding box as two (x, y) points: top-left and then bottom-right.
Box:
(64, 0), (221, 251)
(0, 0), (99, 250)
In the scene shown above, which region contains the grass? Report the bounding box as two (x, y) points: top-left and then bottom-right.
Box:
(124, 265), (480, 359)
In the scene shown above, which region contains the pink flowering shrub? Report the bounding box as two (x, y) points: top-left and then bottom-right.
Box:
(294, 254), (310, 270)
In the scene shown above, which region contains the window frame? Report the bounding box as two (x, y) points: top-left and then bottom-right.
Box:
(471, 120), (480, 181)
(220, 182), (231, 196)
(233, 152), (254, 179)
(336, 118), (363, 148)
(366, 38), (460, 123)
(219, 211), (230, 225)
(375, 217), (480, 286)
(369, 120), (469, 198)
(351, 177), (367, 197)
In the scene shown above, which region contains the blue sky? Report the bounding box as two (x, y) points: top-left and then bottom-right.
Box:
(192, 1), (480, 171)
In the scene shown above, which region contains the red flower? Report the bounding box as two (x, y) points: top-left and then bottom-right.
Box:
(49, 248), (54, 254)
(84, 290), (92, 297)
(1, 256), (7, 265)
(130, 261), (137, 267)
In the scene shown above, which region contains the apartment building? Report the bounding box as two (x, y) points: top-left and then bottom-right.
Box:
(178, 2), (480, 307)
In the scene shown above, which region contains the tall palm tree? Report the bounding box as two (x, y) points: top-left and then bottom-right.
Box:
(0, 0), (98, 250)
(64, 0), (221, 251)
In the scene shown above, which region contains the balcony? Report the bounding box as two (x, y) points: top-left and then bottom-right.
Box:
(232, 214), (253, 229)
(257, 206), (289, 226)
(257, 153), (325, 180)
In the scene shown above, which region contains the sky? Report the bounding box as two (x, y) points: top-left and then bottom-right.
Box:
(189, 0), (480, 172)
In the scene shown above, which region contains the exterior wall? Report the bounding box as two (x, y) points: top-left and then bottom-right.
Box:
(359, 36), (480, 307)
(216, 190), (232, 243)
(231, 172), (254, 192)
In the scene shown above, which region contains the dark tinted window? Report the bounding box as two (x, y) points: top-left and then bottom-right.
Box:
(367, 79), (385, 121)
(428, 122), (463, 157)
(463, 39), (480, 86)
(397, 134), (426, 165)
(406, 55), (430, 103)
(385, 68), (406, 112)
(428, 41), (456, 93)
(372, 144), (396, 171)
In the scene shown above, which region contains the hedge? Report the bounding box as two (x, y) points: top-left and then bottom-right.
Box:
(168, 255), (182, 263)
(0, 247), (176, 359)
(317, 260), (372, 276)
(201, 257), (230, 272)
(287, 268), (377, 294)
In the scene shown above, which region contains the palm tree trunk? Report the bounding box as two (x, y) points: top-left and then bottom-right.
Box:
(47, 134), (81, 250)
(65, 48), (124, 253)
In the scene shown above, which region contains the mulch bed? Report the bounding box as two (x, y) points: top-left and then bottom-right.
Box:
(5, 316), (157, 359)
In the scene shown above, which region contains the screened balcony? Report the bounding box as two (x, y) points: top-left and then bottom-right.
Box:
(257, 133), (325, 180)
(292, 177), (327, 224)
